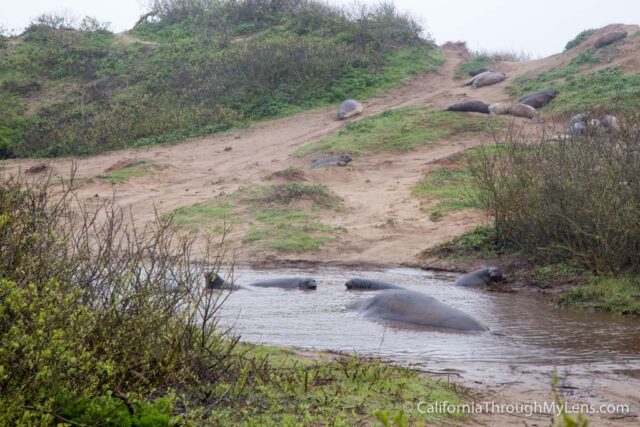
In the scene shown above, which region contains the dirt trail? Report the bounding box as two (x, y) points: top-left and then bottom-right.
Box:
(0, 43), (522, 265)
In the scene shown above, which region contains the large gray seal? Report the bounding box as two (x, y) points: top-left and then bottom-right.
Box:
(248, 277), (317, 290)
(454, 267), (504, 287)
(518, 90), (558, 109)
(593, 31), (627, 49)
(337, 99), (364, 119)
(348, 289), (487, 331)
(489, 102), (539, 120)
(466, 71), (506, 88)
(345, 278), (405, 291)
(310, 154), (353, 169)
(446, 100), (490, 114)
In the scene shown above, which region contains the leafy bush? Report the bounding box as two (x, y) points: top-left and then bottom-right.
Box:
(564, 29), (596, 51)
(1, 0), (439, 158)
(469, 115), (640, 273)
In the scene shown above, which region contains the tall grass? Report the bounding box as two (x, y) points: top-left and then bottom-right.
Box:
(469, 113), (640, 273)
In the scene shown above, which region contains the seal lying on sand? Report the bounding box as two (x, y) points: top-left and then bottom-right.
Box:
(489, 102), (539, 120)
(446, 100), (490, 114)
(466, 71), (506, 88)
(454, 267), (504, 287)
(345, 278), (405, 291)
(310, 154), (353, 169)
(337, 99), (364, 119)
(348, 290), (488, 331)
(593, 31), (627, 49)
(518, 90), (558, 109)
(248, 277), (317, 290)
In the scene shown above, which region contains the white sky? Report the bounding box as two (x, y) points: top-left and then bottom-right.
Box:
(2, 0), (639, 57)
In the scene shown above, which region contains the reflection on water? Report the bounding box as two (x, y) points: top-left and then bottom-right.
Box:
(215, 265), (640, 368)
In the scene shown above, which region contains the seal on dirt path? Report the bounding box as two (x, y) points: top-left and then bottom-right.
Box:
(446, 100), (490, 114)
(489, 102), (539, 120)
(337, 99), (364, 119)
(248, 277), (317, 290)
(347, 289), (488, 331)
(345, 278), (405, 291)
(593, 31), (627, 49)
(466, 71), (506, 88)
(518, 89), (558, 109)
(310, 154), (353, 169)
(454, 267), (504, 287)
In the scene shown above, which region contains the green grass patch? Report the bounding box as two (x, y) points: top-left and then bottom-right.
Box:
(508, 46), (640, 111)
(95, 160), (158, 183)
(455, 54), (493, 79)
(191, 345), (468, 425)
(412, 167), (479, 221)
(426, 226), (503, 260)
(296, 106), (498, 157)
(557, 276), (640, 316)
(564, 29), (596, 51)
(172, 183), (342, 253)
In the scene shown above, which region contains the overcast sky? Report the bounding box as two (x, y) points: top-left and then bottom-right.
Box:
(2, 0), (639, 57)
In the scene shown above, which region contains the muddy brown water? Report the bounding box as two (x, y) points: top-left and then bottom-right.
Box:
(215, 266), (640, 382)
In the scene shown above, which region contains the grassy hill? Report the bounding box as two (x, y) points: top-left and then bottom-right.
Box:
(0, 0), (441, 159)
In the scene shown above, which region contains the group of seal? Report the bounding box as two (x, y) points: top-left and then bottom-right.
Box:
(568, 112), (619, 136)
(206, 267), (503, 332)
(446, 88), (558, 120)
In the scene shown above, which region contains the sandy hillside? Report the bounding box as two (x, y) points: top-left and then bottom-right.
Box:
(2, 25), (639, 266)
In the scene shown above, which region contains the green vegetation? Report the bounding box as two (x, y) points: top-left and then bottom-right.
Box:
(173, 182), (343, 252)
(412, 167), (479, 221)
(564, 28), (596, 51)
(96, 160), (158, 183)
(0, 170), (468, 424)
(0, 0), (442, 159)
(508, 40), (639, 111)
(297, 106), (498, 157)
(557, 276), (640, 316)
(426, 226), (503, 260)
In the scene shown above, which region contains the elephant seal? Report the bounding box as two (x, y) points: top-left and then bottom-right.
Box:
(466, 71), (506, 88)
(568, 113), (618, 135)
(489, 102), (539, 120)
(600, 114), (618, 130)
(345, 278), (405, 291)
(348, 290), (487, 331)
(205, 272), (237, 290)
(248, 277), (317, 290)
(454, 267), (504, 287)
(593, 31), (627, 49)
(518, 89), (558, 109)
(468, 66), (493, 77)
(337, 99), (364, 119)
(446, 100), (490, 114)
(310, 154), (353, 169)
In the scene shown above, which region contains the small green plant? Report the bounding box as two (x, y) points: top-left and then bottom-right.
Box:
(551, 373), (589, 426)
(412, 167), (479, 219)
(297, 106), (499, 157)
(564, 29), (596, 51)
(557, 276), (640, 315)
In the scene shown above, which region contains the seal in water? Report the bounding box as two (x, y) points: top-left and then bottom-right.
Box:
(345, 278), (405, 291)
(489, 102), (539, 120)
(310, 154), (353, 169)
(248, 277), (317, 290)
(446, 100), (490, 114)
(466, 71), (506, 88)
(518, 89), (558, 109)
(454, 267), (504, 287)
(205, 272), (237, 290)
(347, 289), (488, 331)
(593, 31), (627, 49)
(337, 99), (364, 120)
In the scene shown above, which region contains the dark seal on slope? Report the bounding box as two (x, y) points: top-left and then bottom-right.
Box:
(446, 100), (490, 114)
(518, 89), (558, 109)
